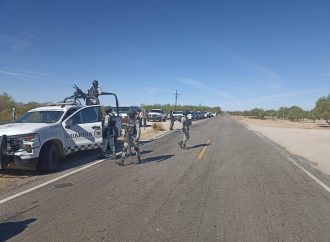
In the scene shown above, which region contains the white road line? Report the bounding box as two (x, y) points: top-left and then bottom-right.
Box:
(0, 158), (106, 204)
(286, 156), (330, 193)
(252, 126), (330, 194)
(232, 116), (330, 194)
(140, 130), (175, 142)
(0, 129), (179, 205)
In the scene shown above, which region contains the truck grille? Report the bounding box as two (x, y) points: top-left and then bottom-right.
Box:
(6, 137), (20, 153)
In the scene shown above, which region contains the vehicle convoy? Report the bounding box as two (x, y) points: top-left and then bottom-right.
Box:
(113, 106), (141, 124)
(172, 111), (183, 121)
(147, 109), (167, 122)
(0, 85), (121, 172)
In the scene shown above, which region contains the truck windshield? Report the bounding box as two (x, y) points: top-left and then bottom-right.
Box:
(151, 109), (162, 113)
(113, 107), (130, 113)
(15, 111), (64, 124)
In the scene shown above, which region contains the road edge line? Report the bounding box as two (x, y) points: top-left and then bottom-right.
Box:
(0, 158), (106, 204)
(232, 116), (330, 194)
(0, 128), (178, 205)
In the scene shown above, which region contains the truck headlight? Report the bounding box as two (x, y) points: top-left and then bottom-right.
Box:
(8, 133), (40, 153)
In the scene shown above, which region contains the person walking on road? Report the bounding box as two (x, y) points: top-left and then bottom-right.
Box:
(116, 109), (141, 165)
(99, 106), (116, 159)
(178, 109), (191, 149)
(169, 110), (174, 130)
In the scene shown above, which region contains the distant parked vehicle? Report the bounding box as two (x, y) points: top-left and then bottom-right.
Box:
(187, 111), (198, 120)
(148, 109), (167, 122)
(172, 111), (183, 121)
(113, 106), (141, 124)
(203, 111), (212, 118)
(195, 111), (203, 119)
(192, 111), (199, 120)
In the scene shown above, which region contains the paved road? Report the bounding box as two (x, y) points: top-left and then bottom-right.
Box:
(1, 115), (330, 242)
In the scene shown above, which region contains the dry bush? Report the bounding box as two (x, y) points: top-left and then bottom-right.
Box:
(152, 123), (165, 131)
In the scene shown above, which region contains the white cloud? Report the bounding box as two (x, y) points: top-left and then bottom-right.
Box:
(179, 78), (206, 88)
(0, 69), (71, 85)
(12, 38), (30, 51)
(244, 90), (321, 103)
(179, 78), (238, 102)
(141, 87), (171, 96)
(232, 57), (283, 90)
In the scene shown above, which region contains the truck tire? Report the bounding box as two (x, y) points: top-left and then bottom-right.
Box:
(39, 143), (59, 172)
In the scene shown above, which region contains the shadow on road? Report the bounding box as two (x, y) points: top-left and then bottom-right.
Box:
(0, 218), (37, 242)
(0, 169), (43, 178)
(140, 149), (153, 155)
(140, 154), (174, 164)
(188, 143), (211, 149)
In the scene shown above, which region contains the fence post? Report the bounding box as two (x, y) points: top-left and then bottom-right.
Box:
(11, 107), (16, 122)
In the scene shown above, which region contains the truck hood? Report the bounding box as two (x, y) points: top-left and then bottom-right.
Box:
(0, 123), (52, 136)
(148, 112), (162, 115)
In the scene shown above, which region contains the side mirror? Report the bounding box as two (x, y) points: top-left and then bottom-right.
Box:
(65, 119), (74, 129)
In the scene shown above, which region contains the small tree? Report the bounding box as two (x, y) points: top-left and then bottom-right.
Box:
(250, 108), (265, 119)
(287, 106), (304, 121)
(0, 93), (16, 122)
(313, 95), (330, 123)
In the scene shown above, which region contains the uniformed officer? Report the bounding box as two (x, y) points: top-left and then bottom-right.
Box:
(116, 109), (141, 165)
(178, 109), (191, 149)
(99, 106), (116, 158)
(169, 110), (174, 130)
(87, 80), (102, 105)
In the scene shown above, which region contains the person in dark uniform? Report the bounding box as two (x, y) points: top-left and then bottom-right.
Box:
(99, 106), (116, 158)
(169, 110), (174, 130)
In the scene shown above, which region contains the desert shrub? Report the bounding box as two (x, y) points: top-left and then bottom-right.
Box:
(152, 123), (165, 131)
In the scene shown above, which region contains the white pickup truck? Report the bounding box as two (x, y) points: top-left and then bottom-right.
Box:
(0, 103), (121, 172)
(147, 109), (167, 122)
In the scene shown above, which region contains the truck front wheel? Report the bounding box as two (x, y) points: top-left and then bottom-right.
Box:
(39, 143), (59, 172)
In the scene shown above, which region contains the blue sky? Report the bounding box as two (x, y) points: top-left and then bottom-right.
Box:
(0, 0), (329, 111)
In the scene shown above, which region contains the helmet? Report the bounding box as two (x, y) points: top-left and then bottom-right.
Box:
(183, 109), (188, 116)
(128, 109), (136, 120)
(104, 106), (112, 113)
(92, 80), (98, 87)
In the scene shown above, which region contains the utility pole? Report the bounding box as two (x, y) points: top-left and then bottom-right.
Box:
(173, 89), (180, 111)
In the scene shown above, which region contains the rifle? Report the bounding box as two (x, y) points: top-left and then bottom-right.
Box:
(73, 84), (87, 100)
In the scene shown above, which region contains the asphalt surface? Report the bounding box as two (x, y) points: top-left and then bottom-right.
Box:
(1, 115), (330, 242)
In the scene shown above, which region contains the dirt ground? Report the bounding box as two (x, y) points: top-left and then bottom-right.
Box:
(234, 116), (330, 176)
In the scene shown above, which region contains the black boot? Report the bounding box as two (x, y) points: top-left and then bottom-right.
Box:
(116, 157), (124, 166)
(98, 153), (106, 159)
(135, 155), (141, 164)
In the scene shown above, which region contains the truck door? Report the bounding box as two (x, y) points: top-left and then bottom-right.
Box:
(63, 106), (103, 154)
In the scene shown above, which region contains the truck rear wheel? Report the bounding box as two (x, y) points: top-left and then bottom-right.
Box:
(39, 143), (59, 172)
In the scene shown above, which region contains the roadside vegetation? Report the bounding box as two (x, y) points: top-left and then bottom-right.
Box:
(151, 123), (165, 131)
(0, 93), (41, 122)
(228, 94), (330, 123)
